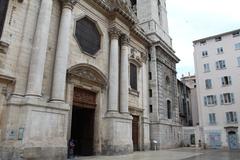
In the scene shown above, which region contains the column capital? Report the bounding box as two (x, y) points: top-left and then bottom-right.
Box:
(120, 34), (130, 46)
(109, 27), (121, 39)
(61, 0), (77, 10)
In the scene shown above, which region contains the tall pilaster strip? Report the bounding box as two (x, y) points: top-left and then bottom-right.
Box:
(51, 0), (76, 102)
(120, 34), (130, 114)
(108, 27), (121, 112)
(26, 0), (53, 96)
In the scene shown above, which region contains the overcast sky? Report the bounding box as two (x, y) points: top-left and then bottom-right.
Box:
(167, 0), (240, 78)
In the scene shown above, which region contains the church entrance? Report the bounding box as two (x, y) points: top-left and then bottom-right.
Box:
(132, 115), (139, 151)
(70, 87), (97, 156)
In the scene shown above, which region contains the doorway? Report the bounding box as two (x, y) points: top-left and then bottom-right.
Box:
(228, 131), (239, 150)
(70, 88), (97, 156)
(132, 115), (139, 151)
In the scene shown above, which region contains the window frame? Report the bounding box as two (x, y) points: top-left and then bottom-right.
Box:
(216, 60), (226, 70)
(130, 63), (138, 91)
(203, 63), (210, 72)
(226, 112), (238, 123)
(220, 93), (234, 105)
(204, 95), (217, 106)
(209, 113), (216, 125)
(205, 79), (212, 89)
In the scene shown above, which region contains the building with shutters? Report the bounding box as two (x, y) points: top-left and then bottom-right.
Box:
(0, 0), (180, 159)
(193, 29), (240, 150)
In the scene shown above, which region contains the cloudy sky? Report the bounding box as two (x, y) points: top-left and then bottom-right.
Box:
(167, 0), (240, 77)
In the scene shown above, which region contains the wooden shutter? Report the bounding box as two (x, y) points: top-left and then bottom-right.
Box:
(0, 0), (9, 38)
(204, 96), (207, 106)
(231, 93), (235, 104)
(220, 94), (224, 105)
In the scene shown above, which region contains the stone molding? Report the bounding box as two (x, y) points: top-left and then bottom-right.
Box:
(0, 41), (9, 54)
(120, 34), (130, 46)
(109, 27), (121, 39)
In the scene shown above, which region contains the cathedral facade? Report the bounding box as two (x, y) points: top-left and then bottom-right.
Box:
(0, 0), (180, 159)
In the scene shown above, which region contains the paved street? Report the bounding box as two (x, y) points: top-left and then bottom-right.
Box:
(73, 148), (240, 160)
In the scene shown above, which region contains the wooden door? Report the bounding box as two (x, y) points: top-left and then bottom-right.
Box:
(132, 115), (139, 151)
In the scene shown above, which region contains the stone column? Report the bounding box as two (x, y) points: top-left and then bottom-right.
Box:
(120, 35), (129, 114)
(108, 27), (121, 112)
(51, 0), (76, 102)
(26, 0), (53, 96)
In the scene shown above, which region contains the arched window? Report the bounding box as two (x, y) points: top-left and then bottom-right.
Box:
(167, 100), (172, 119)
(130, 63), (137, 90)
(0, 0), (9, 38)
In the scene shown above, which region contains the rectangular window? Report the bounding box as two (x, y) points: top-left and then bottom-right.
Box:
(209, 113), (216, 124)
(205, 79), (212, 89)
(217, 47), (224, 54)
(220, 93), (234, 104)
(148, 53), (151, 61)
(202, 51), (208, 57)
(203, 63), (210, 72)
(215, 36), (222, 42)
(216, 60), (226, 69)
(149, 89), (152, 97)
(130, 63), (137, 90)
(0, 0), (9, 38)
(204, 95), (217, 106)
(235, 43), (240, 50)
(149, 105), (153, 113)
(149, 72), (152, 80)
(226, 112), (238, 123)
(221, 76), (232, 86)
(233, 31), (240, 37)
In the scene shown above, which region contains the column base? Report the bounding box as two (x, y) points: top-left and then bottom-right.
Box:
(102, 112), (133, 155)
(0, 146), (67, 160)
(0, 96), (70, 160)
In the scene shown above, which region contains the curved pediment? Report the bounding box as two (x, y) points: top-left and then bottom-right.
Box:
(67, 64), (107, 87)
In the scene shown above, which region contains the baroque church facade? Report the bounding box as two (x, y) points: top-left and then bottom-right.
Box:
(0, 0), (180, 159)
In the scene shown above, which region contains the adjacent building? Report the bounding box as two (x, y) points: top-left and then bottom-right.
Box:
(193, 29), (240, 150)
(0, 0), (180, 159)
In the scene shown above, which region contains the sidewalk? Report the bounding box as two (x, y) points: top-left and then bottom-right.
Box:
(72, 148), (203, 160)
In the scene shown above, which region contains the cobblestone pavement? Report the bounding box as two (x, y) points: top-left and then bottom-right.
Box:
(72, 148), (240, 160)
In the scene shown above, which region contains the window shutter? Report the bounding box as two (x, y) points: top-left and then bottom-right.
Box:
(204, 96), (207, 106)
(220, 94), (224, 105)
(214, 95), (217, 105)
(216, 62), (219, 69)
(209, 114), (212, 123)
(221, 77), (225, 85)
(231, 93), (235, 104)
(234, 112), (238, 122)
(226, 112), (230, 123)
(229, 76), (232, 85)
(213, 114), (216, 123)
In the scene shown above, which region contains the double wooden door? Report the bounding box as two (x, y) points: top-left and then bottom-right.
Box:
(132, 115), (139, 151)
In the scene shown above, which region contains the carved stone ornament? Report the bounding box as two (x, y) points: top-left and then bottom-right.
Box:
(68, 64), (107, 87)
(62, 0), (77, 10)
(120, 34), (130, 46)
(108, 27), (121, 39)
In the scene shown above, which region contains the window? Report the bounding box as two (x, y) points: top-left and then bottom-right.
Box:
(130, 63), (137, 90)
(204, 95), (217, 106)
(203, 63), (210, 72)
(216, 60), (226, 69)
(215, 36), (222, 42)
(0, 0), (9, 38)
(202, 51), (208, 57)
(130, 0), (137, 15)
(149, 89), (152, 97)
(226, 112), (238, 123)
(235, 43), (240, 50)
(149, 72), (152, 80)
(75, 17), (101, 55)
(149, 105), (153, 113)
(233, 32), (240, 37)
(209, 113), (216, 125)
(205, 79), (212, 89)
(221, 76), (232, 86)
(237, 57), (240, 66)
(220, 93), (234, 104)
(217, 47), (224, 54)
(167, 100), (171, 119)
